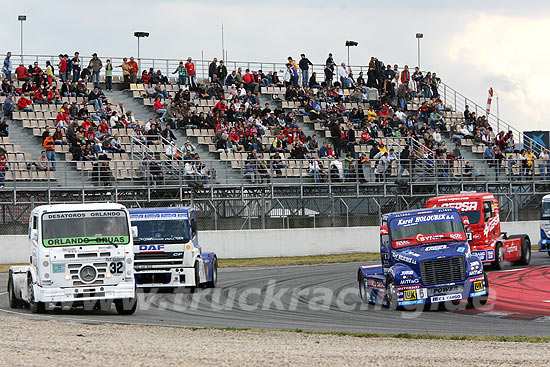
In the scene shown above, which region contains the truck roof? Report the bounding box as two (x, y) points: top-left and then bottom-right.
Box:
(382, 207), (460, 221)
(32, 203), (127, 215)
(128, 207), (194, 214)
(426, 193), (495, 204)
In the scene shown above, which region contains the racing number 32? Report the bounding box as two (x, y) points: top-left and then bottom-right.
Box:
(109, 262), (123, 274)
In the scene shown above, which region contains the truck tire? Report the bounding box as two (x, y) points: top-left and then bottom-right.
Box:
(190, 261), (201, 293)
(114, 298), (137, 315)
(358, 271), (368, 303)
(8, 273), (23, 309)
(492, 243), (504, 270)
(518, 237), (531, 266)
(28, 279), (46, 314)
(384, 276), (398, 310)
(205, 257), (218, 288)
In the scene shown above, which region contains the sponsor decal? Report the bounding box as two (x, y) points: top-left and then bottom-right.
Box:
(139, 244), (165, 252)
(43, 236), (129, 247)
(472, 250), (487, 261)
(468, 276), (484, 282)
(402, 250), (420, 257)
(130, 212), (188, 221)
(395, 240), (411, 247)
(473, 234), (482, 239)
(424, 245), (448, 251)
(457, 247), (466, 253)
(487, 250), (495, 261)
(52, 263), (65, 273)
(401, 270), (414, 275)
(398, 299), (425, 306)
(449, 233), (463, 240)
(428, 285), (463, 296)
(506, 245), (518, 253)
(483, 213), (500, 238)
(396, 284), (421, 290)
(392, 252), (417, 264)
(403, 289), (417, 301)
(44, 211), (123, 220)
(430, 293), (462, 303)
(469, 290), (487, 297)
(367, 278), (385, 289)
(440, 201), (478, 212)
(473, 280), (484, 293)
(397, 214), (457, 227)
(400, 278), (420, 285)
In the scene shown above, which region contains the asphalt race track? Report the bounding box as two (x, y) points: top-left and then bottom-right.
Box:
(1, 253), (549, 337)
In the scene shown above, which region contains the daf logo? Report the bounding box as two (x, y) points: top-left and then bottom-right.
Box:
(79, 265), (97, 283)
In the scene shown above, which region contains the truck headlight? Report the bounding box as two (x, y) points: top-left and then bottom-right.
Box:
(106, 272), (112, 278)
(126, 258), (132, 265)
(42, 260), (49, 267)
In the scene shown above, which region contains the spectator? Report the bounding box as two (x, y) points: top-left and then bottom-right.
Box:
(89, 53), (103, 88)
(0, 118), (8, 137)
(216, 60), (228, 85)
(208, 58), (218, 82)
(37, 151), (51, 171)
(309, 158), (324, 183)
(173, 61), (188, 86)
(338, 63), (351, 89)
(161, 123), (176, 143)
(185, 57), (197, 89)
(58, 54), (67, 82)
(484, 143), (495, 166)
(15, 63), (29, 81)
(153, 97), (167, 120)
(71, 52), (81, 81)
(43, 133), (56, 170)
(298, 53), (313, 87)
(53, 126), (66, 145)
(127, 57), (139, 83)
(2, 52), (12, 82)
(104, 59), (113, 91)
(17, 93), (33, 112)
(3, 94), (15, 118)
(0, 152), (7, 188)
(91, 159), (113, 186)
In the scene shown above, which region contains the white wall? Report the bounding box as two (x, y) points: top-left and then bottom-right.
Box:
(0, 221), (542, 263)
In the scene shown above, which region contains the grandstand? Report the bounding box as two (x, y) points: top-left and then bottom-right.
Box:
(0, 53), (547, 232)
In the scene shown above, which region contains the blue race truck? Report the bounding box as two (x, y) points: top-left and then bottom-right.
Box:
(539, 194), (550, 257)
(129, 207), (217, 289)
(357, 207), (489, 309)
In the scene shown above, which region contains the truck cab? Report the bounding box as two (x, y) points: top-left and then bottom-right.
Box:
(358, 207), (488, 309)
(425, 193), (531, 269)
(129, 207), (217, 289)
(538, 194), (550, 256)
(8, 203), (137, 314)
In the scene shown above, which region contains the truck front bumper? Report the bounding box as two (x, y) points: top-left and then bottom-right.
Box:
(34, 282), (135, 303)
(538, 239), (550, 252)
(134, 268), (196, 288)
(396, 276), (487, 306)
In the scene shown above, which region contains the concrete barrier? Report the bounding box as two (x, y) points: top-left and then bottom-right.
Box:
(0, 221), (542, 263)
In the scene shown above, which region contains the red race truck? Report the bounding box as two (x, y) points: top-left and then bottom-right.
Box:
(425, 193), (531, 270)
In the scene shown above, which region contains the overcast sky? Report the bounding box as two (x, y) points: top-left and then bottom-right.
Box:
(2, 1), (549, 132)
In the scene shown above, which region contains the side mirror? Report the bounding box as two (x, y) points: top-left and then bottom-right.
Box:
(380, 225), (389, 235)
(131, 226), (138, 238)
(30, 229), (38, 241)
(191, 220), (198, 233)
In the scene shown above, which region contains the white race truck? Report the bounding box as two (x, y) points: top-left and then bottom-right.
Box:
(7, 203), (137, 314)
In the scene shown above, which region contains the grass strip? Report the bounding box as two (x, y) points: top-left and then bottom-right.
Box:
(218, 253), (379, 268)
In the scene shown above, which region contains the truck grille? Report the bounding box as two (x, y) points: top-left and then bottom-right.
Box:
(134, 252), (184, 269)
(68, 262), (109, 286)
(420, 256), (466, 286)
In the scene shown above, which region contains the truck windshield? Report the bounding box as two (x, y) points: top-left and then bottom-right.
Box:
(42, 210), (130, 247)
(389, 211), (466, 248)
(542, 201), (550, 220)
(132, 219), (190, 244)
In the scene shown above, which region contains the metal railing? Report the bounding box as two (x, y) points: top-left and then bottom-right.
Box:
(1, 157), (549, 191)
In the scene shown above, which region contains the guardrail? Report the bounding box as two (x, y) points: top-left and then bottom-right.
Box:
(1, 157), (548, 191)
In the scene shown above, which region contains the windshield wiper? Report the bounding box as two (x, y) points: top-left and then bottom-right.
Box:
(96, 237), (119, 248)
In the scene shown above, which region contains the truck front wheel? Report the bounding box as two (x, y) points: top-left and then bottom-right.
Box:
(492, 243), (504, 270)
(8, 273), (23, 309)
(384, 276), (398, 310)
(205, 257), (218, 288)
(358, 272), (368, 303)
(114, 298), (137, 315)
(28, 280), (45, 314)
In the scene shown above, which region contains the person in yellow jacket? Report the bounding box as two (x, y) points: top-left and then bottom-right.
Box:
(43, 133), (56, 170)
(525, 149), (537, 176)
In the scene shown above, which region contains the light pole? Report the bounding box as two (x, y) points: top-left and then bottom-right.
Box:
(416, 33), (423, 69)
(18, 15), (26, 64)
(345, 40), (358, 66)
(134, 32), (149, 72)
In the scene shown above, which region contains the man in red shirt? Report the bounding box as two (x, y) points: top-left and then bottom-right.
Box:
(15, 64), (29, 81)
(185, 57), (196, 89)
(17, 94), (33, 112)
(128, 57), (139, 83)
(243, 69), (259, 93)
(58, 54), (68, 82)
